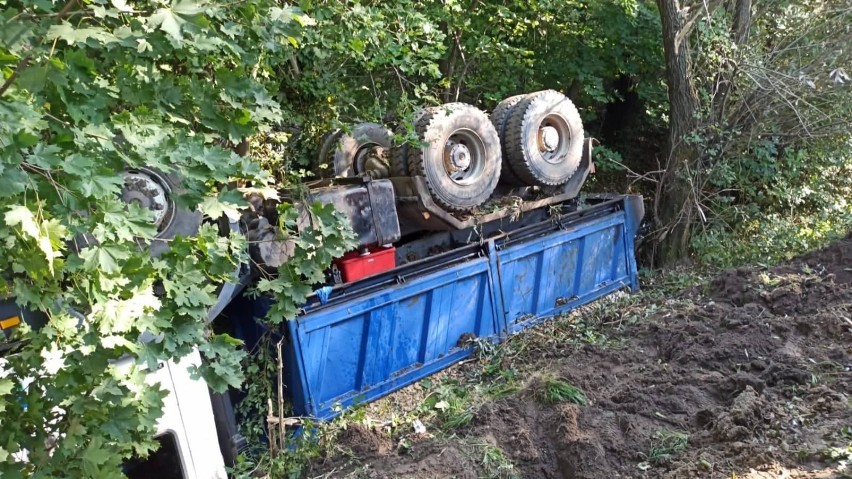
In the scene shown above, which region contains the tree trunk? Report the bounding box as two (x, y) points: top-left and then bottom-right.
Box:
(731, 0), (752, 45)
(711, 0), (752, 123)
(438, 22), (459, 103)
(654, 0), (702, 266)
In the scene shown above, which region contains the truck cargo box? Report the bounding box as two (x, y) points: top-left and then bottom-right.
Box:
(244, 195), (643, 420)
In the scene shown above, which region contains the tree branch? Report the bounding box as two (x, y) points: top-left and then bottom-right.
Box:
(0, 0), (79, 97)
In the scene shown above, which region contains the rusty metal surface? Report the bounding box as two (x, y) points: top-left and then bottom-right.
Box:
(308, 178), (401, 247)
(393, 138), (595, 234)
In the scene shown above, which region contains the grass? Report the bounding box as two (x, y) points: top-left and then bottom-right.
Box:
(819, 426), (852, 471)
(535, 374), (587, 405)
(465, 442), (519, 479)
(420, 382), (477, 429)
(645, 429), (689, 465)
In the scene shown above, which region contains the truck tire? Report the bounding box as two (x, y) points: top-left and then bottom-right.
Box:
(409, 103), (501, 212)
(390, 109), (428, 177)
(314, 129), (344, 178)
(504, 90), (584, 186)
(319, 122), (393, 178)
(490, 94), (529, 186)
(390, 142), (410, 177)
(121, 167), (203, 257)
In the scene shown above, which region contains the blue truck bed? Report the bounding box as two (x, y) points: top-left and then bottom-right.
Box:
(253, 195), (643, 420)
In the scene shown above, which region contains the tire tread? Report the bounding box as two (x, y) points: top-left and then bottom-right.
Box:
(505, 90), (583, 186)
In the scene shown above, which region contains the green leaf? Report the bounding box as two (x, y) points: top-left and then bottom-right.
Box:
(5, 206), (66, 273)
(46, 23), (118, 45)
(199, 193), (241, 222)
(79, 245), (131, 274)
(149, 8), (186, 41)
(0, 378), (14, 412)
(27, 144), (62, 169)
(195, 334), (245, 392)
(111, 0), (135, 13)
(5, 205), (39, 239)
(76, 174), (125, 199)
(81, 439), (112, 477)
(147, 0), (205, 41)
(173, 0), (206, 16)
(0, 379), (13, 396)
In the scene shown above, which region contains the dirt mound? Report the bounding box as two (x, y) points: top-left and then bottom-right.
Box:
(337, 423), (394, 457)
(710, 233), (852, 316)
(309, 236), (852, 479)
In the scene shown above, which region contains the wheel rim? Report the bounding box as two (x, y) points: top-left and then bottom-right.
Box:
(354, 144), (385, 174)
(121, 168), (175, 235)
(537, 113), (572, 165)
(442, 129), (486, 186)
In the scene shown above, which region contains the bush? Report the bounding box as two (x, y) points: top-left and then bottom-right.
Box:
(693, 139), (852, 267)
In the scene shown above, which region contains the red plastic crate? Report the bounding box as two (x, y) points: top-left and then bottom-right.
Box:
(332, 246), (396, 283)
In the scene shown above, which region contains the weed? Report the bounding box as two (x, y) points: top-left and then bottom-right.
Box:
(820, 427), (852, 470)
(444, 408), (476, 428)
(421, 382), (477, 429)
(535, 375), (587, 405)
(821, 444), (852, 468)
(472, 338), (512, 378)
(807, 360), (846, 386)
(646, 430), (689, 464)
(469, 443), (519, 479)
(638, 266), (711, 297)
(481, 381), (521, 399)
(230, 424), (325, 479)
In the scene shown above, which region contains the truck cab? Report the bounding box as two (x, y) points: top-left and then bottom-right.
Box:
(121, 351), (227, 479)
(0, 307), (226, 479)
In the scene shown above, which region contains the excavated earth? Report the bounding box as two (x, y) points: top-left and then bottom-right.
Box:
(307, 234), (852, 479)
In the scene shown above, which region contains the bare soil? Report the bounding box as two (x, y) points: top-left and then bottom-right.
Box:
(308, 234), (852, 479)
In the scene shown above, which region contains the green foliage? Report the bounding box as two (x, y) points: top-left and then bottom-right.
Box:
(471, 442), (519, 479)
(644, 429), (689, 465)
(592, 146), (627, 173)
(247, 0), (666, 174)
(694, 139), (852, 267)
(262, 0), (448, 171)
(820, 426), (852, 471)
(430, 0), (665, 107)
(421, 381), (476, 429)
(252, 201), (356, 324)
(657, 0), (852, 265)
(534, 375), (587, 405)
(0, 0), (353, 475)
(229, 423), (324, 479)
(234, 333), (279, 444)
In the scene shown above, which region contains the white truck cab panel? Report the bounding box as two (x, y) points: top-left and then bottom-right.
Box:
(124, 350), (227, 479)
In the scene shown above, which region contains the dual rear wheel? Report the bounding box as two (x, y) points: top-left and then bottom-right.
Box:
(494, 90), (585, 187)
(314, 90), (585, 212)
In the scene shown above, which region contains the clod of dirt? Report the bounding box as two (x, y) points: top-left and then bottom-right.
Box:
(337, 423), (393, 457)
(711, 386), (764, 442)
(509, 427), (540, 461)
(760, 362), (810, 387)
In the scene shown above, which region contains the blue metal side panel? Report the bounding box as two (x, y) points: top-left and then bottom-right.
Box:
(497, 210), (634, 334)
(283, 196), (642, 421)
(287, 257), (499, 419)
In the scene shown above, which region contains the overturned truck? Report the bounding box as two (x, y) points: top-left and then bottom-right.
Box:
(2, 90), (643, 478)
